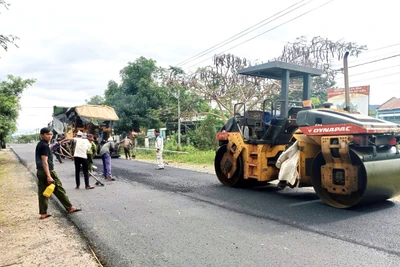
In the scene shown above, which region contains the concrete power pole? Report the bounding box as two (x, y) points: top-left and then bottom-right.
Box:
(177, 89), (181, 149)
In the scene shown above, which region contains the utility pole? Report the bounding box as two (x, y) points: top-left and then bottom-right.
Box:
(168, 66), (185, 150)
(177, 88), (181, 149)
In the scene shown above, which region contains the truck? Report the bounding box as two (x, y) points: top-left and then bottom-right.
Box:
(52, 104), (121, 158)
(214, 52), (400, 208)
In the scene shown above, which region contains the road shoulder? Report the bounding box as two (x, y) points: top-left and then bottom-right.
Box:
(0, 149), (100, 267)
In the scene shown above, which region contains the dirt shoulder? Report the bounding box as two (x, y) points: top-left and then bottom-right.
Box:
(0, 149), (100, 267)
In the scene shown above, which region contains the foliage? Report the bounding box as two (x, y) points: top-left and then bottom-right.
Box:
(186, 114), (221, 150)
(134, 147), (215, 166)
(104, 57), (167, 133)
(190, 54), (280, 122)
(159, 66), (211, 124)
(85, 95), (105, 105)
(0, 1), (19, 53)
(12, 133), (38, 144)
(310, 97), (322, 108)
(164, 133), (179, 150)
(133, 132), (146, 147)
(276, 36), (367, 103)
(0, 75), (36, 146)
(369, 109), (377, 117)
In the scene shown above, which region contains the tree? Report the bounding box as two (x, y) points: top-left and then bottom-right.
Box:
(85, 95), (105, 105)
(1, 1), (19, 53)
(160, 66), (211, 147)
(276, 36), (367, 102)
(190, 54), (280, 122)
(14, 133), (37, 144)
(0, 75), (36, 147)
(189, 38), (367, 124)
(104, 57), (167, 133)
(187, 114), (222, 151)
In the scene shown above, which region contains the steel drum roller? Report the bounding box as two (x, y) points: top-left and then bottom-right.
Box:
(312, 147), (400, 208)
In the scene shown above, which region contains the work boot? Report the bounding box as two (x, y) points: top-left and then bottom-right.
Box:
(277, 180), (287, 190)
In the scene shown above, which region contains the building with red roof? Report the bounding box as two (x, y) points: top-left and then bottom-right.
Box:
(376, 97), (400, 124)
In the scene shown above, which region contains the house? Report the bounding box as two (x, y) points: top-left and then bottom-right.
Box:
(376, 97), (400, 124)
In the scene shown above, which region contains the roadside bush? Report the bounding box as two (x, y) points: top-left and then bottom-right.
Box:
(187, 115), (220, 150)
(135, 133), (146, 147)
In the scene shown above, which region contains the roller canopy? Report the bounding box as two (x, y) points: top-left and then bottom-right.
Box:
(237, 61), (322, 79)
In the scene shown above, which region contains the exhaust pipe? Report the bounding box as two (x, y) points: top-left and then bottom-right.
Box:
(343, 51), (350, 112)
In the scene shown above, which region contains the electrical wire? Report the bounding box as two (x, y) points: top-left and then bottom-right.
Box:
(365, 43), (400, 53)
(374, 81), (400, 86)
(332, 49), (400, 69)
(176, 0), (312, 67)
(349, 54), (400, 68)
(333, 53), (400, 71)
(350, 72), (400, 84)
(185, 0), (335, 70)
(350, 64), (400, 77)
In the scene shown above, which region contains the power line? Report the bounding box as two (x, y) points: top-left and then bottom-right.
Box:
(331, 43), (400, 68)
(332, 50), (400, 69)
(185, 0), (335, 70)
(351, 64), (400, 77)
(176, 0), (312, 67)
(349, 54), (400, 68)
(374, 81), (400, 86)
(333, 53), (400, 71)
(350, 72), (400, 84)
(177, 0), (310, 66)
(366, 43), (400, 53)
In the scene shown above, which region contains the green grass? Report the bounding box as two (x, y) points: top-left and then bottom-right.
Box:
(128, 148), (215, 166)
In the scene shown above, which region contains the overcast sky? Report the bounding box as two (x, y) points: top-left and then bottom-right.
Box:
(1, 0), (399, 134)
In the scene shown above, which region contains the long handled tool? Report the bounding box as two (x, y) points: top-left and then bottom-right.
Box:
(53, 151), (72, 160)
(60, 145), (74, 159)
(89, 171), (104, 186)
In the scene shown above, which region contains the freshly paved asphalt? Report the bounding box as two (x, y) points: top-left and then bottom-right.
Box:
(12, 144), (400, 267)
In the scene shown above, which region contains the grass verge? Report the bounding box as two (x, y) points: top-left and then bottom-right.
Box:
(127, 148), (215, 166)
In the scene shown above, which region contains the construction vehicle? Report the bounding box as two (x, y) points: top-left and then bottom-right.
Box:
(214, 52), (400, 208)
(52, 105), (121, 158)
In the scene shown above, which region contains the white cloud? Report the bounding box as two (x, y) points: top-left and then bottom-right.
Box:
(1, 0), (400, 133)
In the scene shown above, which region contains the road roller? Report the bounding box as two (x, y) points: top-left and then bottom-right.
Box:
(214, 52), (400, 208)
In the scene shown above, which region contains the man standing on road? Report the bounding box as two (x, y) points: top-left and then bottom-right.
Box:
(119, 136), (133, 160)
(100, 137), (115, 180)
(35, 127), (81, 220)
(72, 131), (94, 189)
(154, 129), (164, 170)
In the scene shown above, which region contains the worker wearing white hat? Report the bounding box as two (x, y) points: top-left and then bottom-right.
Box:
(72, 131), (94, 189)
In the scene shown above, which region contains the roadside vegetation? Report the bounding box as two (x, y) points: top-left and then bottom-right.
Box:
(125, 131), (216, 166)
(133, 148), (215, 167)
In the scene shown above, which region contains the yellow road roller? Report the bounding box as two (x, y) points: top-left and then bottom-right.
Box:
(214, 52), (400, 208)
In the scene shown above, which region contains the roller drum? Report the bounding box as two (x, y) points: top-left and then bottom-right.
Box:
(312, 146), (400, 208)
(357, 148), (400, 204)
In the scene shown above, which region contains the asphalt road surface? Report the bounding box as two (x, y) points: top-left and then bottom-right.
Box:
(12, 144), (400, 267)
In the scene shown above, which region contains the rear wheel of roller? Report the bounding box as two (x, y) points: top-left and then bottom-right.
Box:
(214, 145), (244, 187)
